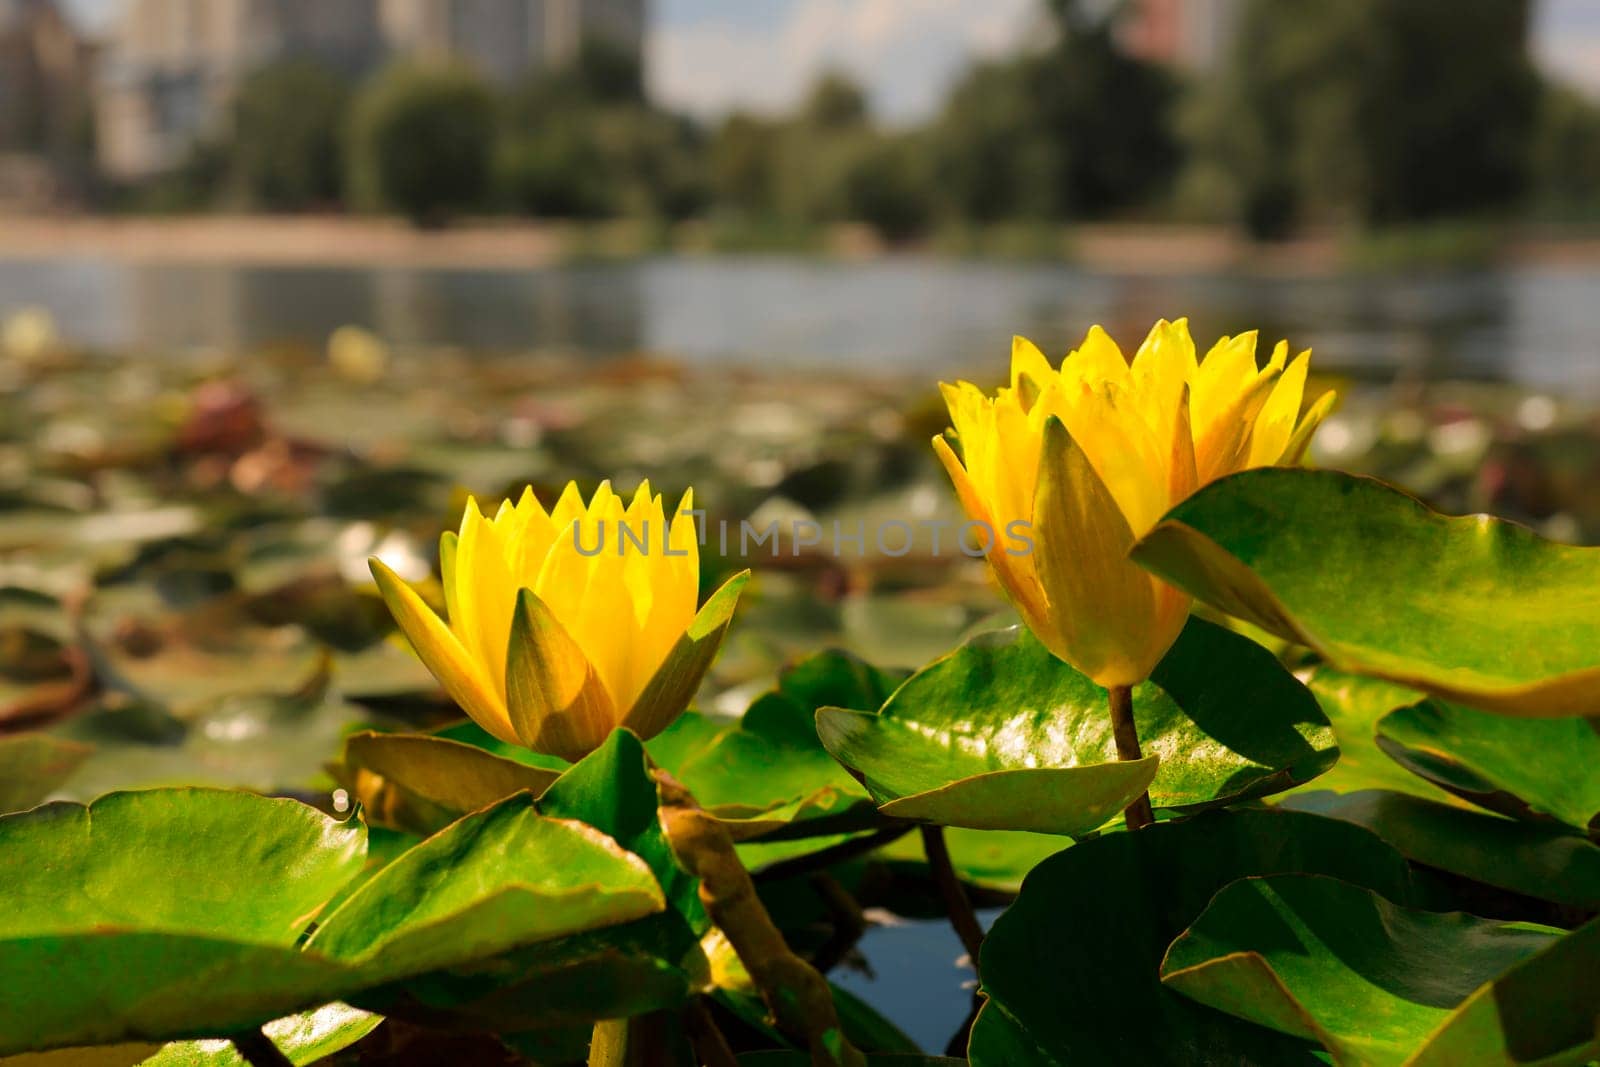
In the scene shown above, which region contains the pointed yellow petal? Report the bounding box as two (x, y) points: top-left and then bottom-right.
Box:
(1282, 390), (1338, 464)
(1011, 335), (1054, 391)
(506, 588), (617, 762)
(1247, 351), (1311, 467)
(624, 570), (749, 741)
(1066, 325), (1130, 387)
(1191, 331), (1260, 440)
(1031, 417), (1177, 686)
(454, 498), (519, 693)
(1057, 380), (1170, 536)
(370, 558), (516, 744)
(1193, 366), (1281, 485)
(933, 434), (1054, 643)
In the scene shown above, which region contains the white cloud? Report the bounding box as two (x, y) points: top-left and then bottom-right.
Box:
(648, 0), (1039, 125)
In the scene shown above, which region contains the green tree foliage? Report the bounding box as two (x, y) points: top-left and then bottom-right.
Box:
(229, 61), (350, 210)
(498, 46), (705, 220)
(930, 3), (1179, 222)
(1529, 86), (1600, 220)
(1189, 0), (1539, 237)
(347, 64), (496, 224)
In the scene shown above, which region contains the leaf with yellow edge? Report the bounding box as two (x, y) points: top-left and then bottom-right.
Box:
(1133, 469), (1600, 717)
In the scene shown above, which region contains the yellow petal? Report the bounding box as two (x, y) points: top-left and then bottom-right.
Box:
(1065, 325), (1130, 388)
(1057, 379), (1171, 537)
(1282, 390), (1338, 464)
(454, 498), (519, 694)
(506, 588), (617, 761)
(1190, 331), (1260, 443)
(370, 558), (516, 744)
(1247, 351), (1311, 467)
(624, 570), (749, 740)
(933, 434), (1054, 643)
(1010, 335), (1054, 392)
(1031, 417), (1174, 686)
(1193, 365), (1281, 485)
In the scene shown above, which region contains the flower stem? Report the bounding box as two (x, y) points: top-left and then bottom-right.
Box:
(1108, 684), (1154, 831)
(587, 1019), (628, 1067)
(229, 1028), (293, 1067)
(656, 772), (866, 1067)
(920, 823), (986, 967)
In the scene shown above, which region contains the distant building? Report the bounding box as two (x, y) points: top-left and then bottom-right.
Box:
(378, 0), (645, 85)
(97, 0), (646, 180)
(97, 0), (384, 178)
(1121, 0), (1239, 70)
(0, 1), (94, 151)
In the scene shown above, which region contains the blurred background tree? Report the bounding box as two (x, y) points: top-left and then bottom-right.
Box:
(228, 61), (351, 211)
(54, 0), (1600, 242)
(1188, 0), (1539, 238)
(347, 64), (496, 224)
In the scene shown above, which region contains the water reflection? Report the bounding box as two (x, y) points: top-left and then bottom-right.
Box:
(0, 254), (1595, 389)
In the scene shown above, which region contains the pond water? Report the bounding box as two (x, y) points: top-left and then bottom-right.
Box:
(1, 254), (1598, 389)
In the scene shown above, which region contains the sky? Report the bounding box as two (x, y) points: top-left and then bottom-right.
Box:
(62, 0), (1600, 123)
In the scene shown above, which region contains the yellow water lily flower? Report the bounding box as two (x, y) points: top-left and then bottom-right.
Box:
(936, 319), (1334, 687)
(371, 481), (748, 762)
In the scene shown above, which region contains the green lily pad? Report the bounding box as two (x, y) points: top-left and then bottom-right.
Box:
(436, 649), (901, 846)
(816, 619), (1335, 835)
(328, 731), (564, 835)
(669, 650), (906, 840)
(139, 1004), (382, 1066)
(968, 808), (1414, 1066)
(0, 734), (90, 813)
(1377, 701), (1600, 831)
(307, 793), (664, 980)
(1409, 914), (1600, 1067)
(0, 789), (366, 1056)
(1284, 669), (1456, 802)
(1133, 468), (1600, 716)
(1160, 874), (1561, 1066)
(339, 732), (704, 1034)
(1282, 790), (1600, 910)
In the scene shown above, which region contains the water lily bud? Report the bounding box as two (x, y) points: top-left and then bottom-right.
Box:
(372, 481), (747, 761)
(3, 307), (59, 364)
(935, 319), (1334, 686)
(328, 325), (389, 384)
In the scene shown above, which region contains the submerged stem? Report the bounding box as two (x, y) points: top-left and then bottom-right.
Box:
(656, 771), (866, 1067)
(1108, 684), (1155, 831)
(920, 823), (986, 967)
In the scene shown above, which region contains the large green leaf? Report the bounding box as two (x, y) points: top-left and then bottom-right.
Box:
(1133, 468), (1600, 716)
(1284, 668), (1455, 802)
(433, 649), (903, 845)
(1282, 790), (1600, 910)
(139, 1004), (382, 1066)
(0, 734), (90, 813)
(968, 809), (1415, 1066)
(1161, 875), (1561, 1066)
(669, 650), (906, 841)
(1377, 701), (1600, 831)
(306, 793), (664, 980)
(341, 732), (705, 1034)
(1410, 915), (1600, 1067)
(816, 619), (1335, 835)
(0, 790), (366, 1056)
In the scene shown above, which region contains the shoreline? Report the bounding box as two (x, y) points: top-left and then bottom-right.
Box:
(0, 214), (1595, 273)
